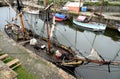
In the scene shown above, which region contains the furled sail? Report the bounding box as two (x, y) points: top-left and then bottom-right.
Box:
(87, 48), (102, 61)
(50, 15), (55, 39)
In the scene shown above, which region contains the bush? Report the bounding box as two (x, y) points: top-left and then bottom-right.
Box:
(84, 1), (120, 6)
(104, 1), (109, 6)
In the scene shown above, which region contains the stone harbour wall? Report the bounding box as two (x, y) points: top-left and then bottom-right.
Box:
(87, 6), (120, 12)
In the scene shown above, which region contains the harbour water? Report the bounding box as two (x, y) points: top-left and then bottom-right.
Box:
(0, 7), (120, 79)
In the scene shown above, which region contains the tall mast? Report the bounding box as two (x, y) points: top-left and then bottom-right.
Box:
(16, 0), (26, 33)
(46, 0), (49, 7)
(79, 0), (82, 12)
(45, 1), (53, 53)
(100, 0), (104, 19)
(19, 13), (26, 33)
(46, 11), (51, 53)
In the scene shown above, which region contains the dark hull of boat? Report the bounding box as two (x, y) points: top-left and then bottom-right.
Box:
(4, 23), (83, 68)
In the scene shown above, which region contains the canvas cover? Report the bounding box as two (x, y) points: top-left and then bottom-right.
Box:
(55, 13), (66, 19)
(77, 16), (87, 22)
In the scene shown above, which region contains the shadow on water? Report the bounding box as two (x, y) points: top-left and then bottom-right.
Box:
(104, 27), (120, 41)
(63, 24), (120, 79)
(55, 63), (76, 77)
(63, 20), (85, 32)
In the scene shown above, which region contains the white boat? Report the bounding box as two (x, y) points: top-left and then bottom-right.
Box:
(25, 9), (39, 15)
(73, 16), (107, 31)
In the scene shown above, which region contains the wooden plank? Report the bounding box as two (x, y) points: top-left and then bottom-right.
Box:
(6, 59), (19, 67)
(18, 40), (30, 45)
(11, 63), (21, 70)
(0, 54), (8, 60)
(0, 61), (18, 79)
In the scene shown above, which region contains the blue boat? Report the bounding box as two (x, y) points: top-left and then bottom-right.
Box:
(73, 16), (107, 31)
(54, 13), (67, 21)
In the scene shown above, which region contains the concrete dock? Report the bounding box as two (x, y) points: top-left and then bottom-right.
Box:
(0, 31), (75, 79)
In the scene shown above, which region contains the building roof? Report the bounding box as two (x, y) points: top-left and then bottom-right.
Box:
(64, 1), (83, 7)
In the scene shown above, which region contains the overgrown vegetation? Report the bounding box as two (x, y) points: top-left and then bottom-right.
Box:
(48, 0), (120, 6)
(3, 56), (14, 63)
(14, 66), (37, 79)
(0, 52), (37, 79)
(84, 1), (120, 6)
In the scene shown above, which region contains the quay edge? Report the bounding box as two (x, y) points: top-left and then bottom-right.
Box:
(0, 31), (76, 79)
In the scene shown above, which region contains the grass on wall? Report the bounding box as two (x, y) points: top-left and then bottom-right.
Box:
(0, 52), (37, 79)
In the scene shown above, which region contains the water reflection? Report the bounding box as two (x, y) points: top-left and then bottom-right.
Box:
(104, 28), (120, 41)
(55, 19), (120, 79)
(0, 7), (16, 31)
(63, 21), (85, 32)
(75, 63), (120, 79)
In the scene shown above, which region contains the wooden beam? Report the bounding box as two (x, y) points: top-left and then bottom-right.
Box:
(11, 63), (21, 69)
(44, 2), (53, 11)
(0, 54), (8, 60)
(6, 59), (20, 67)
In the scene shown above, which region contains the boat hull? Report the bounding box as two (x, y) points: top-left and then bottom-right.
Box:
(55, 17), (66, 21)
(73, 19), (107, 31)
(26, 10), (39, 15)
(55, 13), (67, 21)
(4, 23), (83, 68)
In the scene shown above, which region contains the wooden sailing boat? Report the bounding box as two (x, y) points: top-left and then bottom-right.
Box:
(4, 0), (83, 68)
